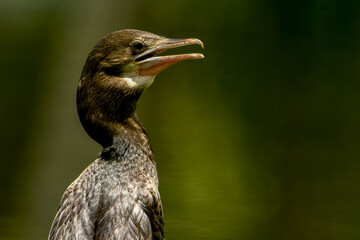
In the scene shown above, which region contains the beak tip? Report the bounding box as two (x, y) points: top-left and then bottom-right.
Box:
(196, 39), (205, 49)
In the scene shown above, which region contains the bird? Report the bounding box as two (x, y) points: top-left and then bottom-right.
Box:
(48, 29), (204, 240)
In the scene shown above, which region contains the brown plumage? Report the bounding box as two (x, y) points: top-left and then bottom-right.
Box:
(48, 29), (204, 240)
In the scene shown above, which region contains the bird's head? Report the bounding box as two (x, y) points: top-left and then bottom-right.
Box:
(77, 29), (204, 147)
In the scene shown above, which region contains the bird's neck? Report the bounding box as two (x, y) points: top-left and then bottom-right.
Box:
(115, 116), (154, 160)
(95, 115), (154, 162)
(77, 72), (150, 149)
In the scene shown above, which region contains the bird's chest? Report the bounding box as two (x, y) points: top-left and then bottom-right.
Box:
(99, 158), (159, 202)
(94, 163), (162, 234)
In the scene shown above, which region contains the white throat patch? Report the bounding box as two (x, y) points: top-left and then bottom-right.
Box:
(122, 74), (155, 88)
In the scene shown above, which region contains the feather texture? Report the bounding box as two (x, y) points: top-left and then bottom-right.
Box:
(49, 138), (164, 240)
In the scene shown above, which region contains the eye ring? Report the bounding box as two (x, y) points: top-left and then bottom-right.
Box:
(131, 40), (145, 52)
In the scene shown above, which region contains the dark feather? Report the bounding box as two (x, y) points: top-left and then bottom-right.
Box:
(49, 140), (164, 240)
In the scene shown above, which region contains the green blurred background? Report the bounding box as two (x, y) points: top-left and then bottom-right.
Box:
(1, 0), (360, 239)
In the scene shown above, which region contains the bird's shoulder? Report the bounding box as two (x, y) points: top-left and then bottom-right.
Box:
(48, 160), (102, 239)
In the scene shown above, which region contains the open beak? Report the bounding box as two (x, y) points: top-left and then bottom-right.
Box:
(134, 38), (204, 76)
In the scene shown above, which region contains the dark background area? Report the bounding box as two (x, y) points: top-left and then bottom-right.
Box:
(1, 0), (360, 239)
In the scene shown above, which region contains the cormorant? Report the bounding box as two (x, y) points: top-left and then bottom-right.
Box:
(48, 29), (204, 240)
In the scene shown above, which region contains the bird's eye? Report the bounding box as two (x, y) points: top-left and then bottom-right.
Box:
(131, 41), (145, 52)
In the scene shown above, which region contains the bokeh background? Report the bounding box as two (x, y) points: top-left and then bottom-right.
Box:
(1, 0), (360, 239)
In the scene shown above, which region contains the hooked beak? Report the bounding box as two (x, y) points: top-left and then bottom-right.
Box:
(134, 38), (204, 76)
